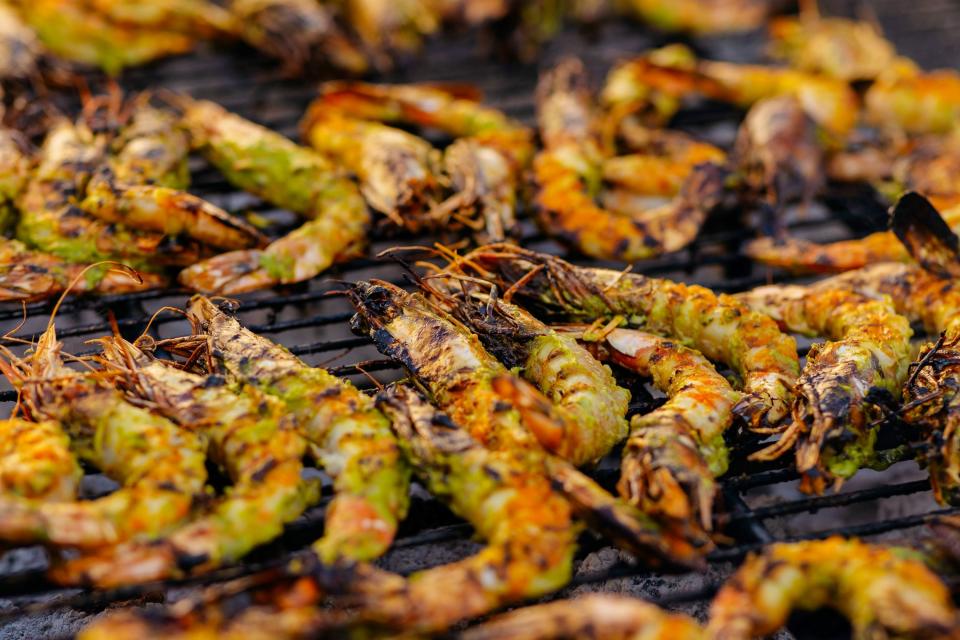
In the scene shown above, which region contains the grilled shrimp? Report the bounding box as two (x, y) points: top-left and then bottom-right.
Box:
(0, 238), (167, 302)
(865, 65), (960, 135)
(429, 277), (630, 467)
(313, 81), (534, 242)
(349, 279), (707, 565)
(576, 326), (742, 531)
(301, 89), (444, 231)
(16, 0), (199, 75)
(0, 418), (80, 502)
(462, 593), (703, 640)
(737, 283), (912, 493)
(707, 537), (960, 640)
(602, 44), (859, 137)
(174, 295), (410, 563)
(82, 0), (235, 38)
(178, 98), (370, 293)
(334, 385), (579, 632)
(230, 0), (368, 75)
(623, 0), (767, 34)
(805, 261), (960, 503)
(82, 104), (266, 251)
(456, 244), (800, 432)
(534, 59), (728, 262)
(0, 325), (207, 549)
(768, 9), (897, 81)
(344, 0), (442, 65)
(16, 118), (202, 271)
(0, 126), (31, 233)
(52, 336), (319, 587)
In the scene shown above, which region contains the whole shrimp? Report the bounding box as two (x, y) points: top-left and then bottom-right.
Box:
(623, 0), (768, 34)
(15, 0), (201, 75)
(602, 44), (859, 138)
(178, 98), (370, 293)
(427, 272), (630, 467)
(0, 238), (167, 302)
(0, 323), (207, 549)
(301, 87), (444, 231)
(16, 117), (203, 271)
(802, 261), (960, 503)
(348, 279), (707, 565)
(229, 0), (368, 75)
(534, 58), (728, 262)
(169, 295), (410, 564)
(312, 81), (534, 242)
(572, 326), (742, 532)
(707, 537), (960, 640)
(737, 282), (913, 493)
(51, 335), (321, 587)
(82, 103), (267, 251)
(462, 593), (703, 640)
(768, 4), (898, 81)
(0, 418), (80, 502)
(454, 244), (800, 433)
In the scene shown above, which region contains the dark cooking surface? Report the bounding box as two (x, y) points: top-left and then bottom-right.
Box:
(1, 1), (959, 638)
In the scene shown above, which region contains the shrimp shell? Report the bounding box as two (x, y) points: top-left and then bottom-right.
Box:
(0, 418), (81, 502)
(456, 244), (799, 433)
(706, 537), (960, 640)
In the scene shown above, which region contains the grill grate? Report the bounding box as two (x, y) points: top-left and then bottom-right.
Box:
(2, 2), (960, 637)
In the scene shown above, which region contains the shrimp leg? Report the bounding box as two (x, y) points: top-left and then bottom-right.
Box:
(456, 243), (800, 433)
(178, 98), (370, 293)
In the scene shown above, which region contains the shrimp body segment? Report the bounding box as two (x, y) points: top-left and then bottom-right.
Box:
(534, 59), (727, 262)
(463, 593), (704, 640)
(348, 279), (707, 566)
(737, 284), (912, 492)
(586, 327), (742, 531)
(866, 66), (960, 135)
(0, 418), (81, 503)
(707, 537), (960, 640)
(624, 0), (768, 34)
(53, 337), (318, 587)
(180, 295), (410, 563)
(0, 327), (207, 549)
(178, 99), (370, 293)
(0, 127), (31, 233)
(459, 244), (799, 432)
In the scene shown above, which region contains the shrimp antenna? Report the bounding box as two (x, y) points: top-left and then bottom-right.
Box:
(47, 262), (143, 334)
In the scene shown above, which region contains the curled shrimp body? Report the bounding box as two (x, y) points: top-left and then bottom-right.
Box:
(301, 91), (443, 231)
(16, 0), (199, 75)
(707, 537), (960, 640)
(624, 0), (767, 34)
(313, 81), (534, 241)
(737, 284), (913, 493)
(16, 118), (202, 271)
(0, 418), (80, 502)
(230, 0), (368, 75)
(866, 65), (960, 135)
(52, 336), (319, 587)
(457, 244), (800, 433)
(431, 277), (630, 466)
(534, 59), (728, 262)
(178, 98), (370, 293)
(81, 104), (267, 251)
(463, 593), (703, 640)
(349, 279), (707, 566)
(579, 327), (742, 531)
(602, 44), (859, 138)
(768, 13), (897, 81)
(0, 238), (167, 302)
(0, 326), (207, 549)
(806, 262), (960, 503)
(177, 295), (410, 563)
(333, 385), (579, 632)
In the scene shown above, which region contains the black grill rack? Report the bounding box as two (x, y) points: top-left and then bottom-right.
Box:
(1, 3), (960, 638)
